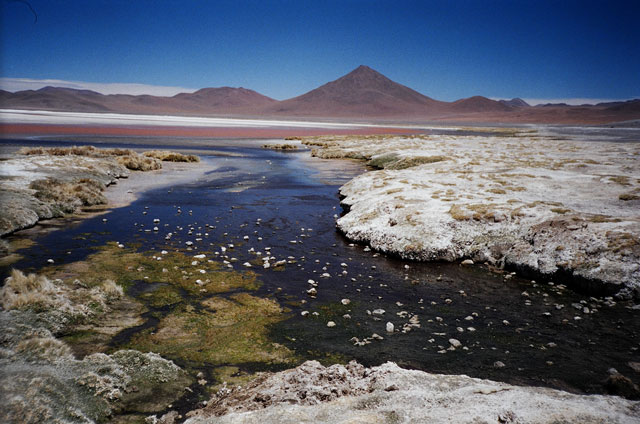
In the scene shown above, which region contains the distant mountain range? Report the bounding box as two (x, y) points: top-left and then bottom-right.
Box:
(1, 65), (638, 124)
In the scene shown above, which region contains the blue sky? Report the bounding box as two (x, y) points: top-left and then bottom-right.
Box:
(1, 0), (639, 103)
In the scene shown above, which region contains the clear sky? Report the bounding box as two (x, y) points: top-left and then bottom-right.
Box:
(1, 0), (639, 103)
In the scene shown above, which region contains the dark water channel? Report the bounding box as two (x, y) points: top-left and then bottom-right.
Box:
(2, 138), (639, 401)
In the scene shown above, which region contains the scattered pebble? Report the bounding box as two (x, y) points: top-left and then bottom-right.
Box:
(449, 338), (462, 348)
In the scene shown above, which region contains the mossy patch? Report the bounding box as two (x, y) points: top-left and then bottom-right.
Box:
(126, 293), (295, 366)
(46, 242), (259, 295)
(138, 284), (183, 308)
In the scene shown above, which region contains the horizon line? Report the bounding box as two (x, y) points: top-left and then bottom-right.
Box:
(1, 77), (637, 107)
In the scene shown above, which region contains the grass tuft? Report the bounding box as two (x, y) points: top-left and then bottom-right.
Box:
(143, 150), (200, 162)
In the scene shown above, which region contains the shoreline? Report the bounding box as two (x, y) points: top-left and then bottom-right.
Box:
(301, 132), (640, 299)
(0, 149), (211, 265)
(100, 158), (212, 209)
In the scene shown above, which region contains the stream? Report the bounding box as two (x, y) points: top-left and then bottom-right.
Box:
(2, 136), (639, 404)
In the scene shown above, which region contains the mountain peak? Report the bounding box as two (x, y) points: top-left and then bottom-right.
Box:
(499, 97), (530, 108)
(351, 65), (377, 73)
(340, 65), (388, 83)
(267, 65), (443, 117)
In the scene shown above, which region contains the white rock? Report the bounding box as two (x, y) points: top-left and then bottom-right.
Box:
(386, 322), (395, 333)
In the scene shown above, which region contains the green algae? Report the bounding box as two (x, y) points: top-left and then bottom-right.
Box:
(126, 293), (295, 366)
(31, 241), (302, 400)
(46, 242), (260, 295)
(139, 284), (183, 308)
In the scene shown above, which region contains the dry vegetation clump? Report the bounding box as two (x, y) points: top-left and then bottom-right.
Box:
(115, 155), (161, 171)
(448, 204), (470, 221)
(143, 150), (200, 162)
(0, 269), (124, 327)
(619, 193), (639, 201)
(261, 143), (298, 150)
(19, 145), (134, 157)
(18, 145), (171, 171)
(30, 178), (107, 211)
(14, 335), (74, 363)
(101, 279), (124, 301)
(301, 139), (335, 147)
(448, 203), (512, 222)
(367, 154), (399, 169)
(0, 269), (60, 311)
(606, 231), (640, 254)
(385, 155), (449, 170)
(311, 148), (369, 160)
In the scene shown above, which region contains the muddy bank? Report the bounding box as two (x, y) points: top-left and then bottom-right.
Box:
(0, 146), (205, 238)
(182, 360), (640, 424)
(301, 132), (640, 298)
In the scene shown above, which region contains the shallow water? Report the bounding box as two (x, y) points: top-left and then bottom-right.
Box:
(2, 137), (639, 400)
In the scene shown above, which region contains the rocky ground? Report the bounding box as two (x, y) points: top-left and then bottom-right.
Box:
(299, 131), (640, 299)
(182, 360), (640, 424)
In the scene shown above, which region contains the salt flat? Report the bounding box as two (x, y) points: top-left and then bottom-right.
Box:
(0, 109), (381, 129)
(305, 131), (640, 297)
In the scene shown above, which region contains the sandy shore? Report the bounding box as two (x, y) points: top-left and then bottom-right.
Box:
(101, 157), (212, 208)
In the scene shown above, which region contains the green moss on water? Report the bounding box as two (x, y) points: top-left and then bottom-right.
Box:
(46, 242), (260, 295)
(139, 285), (183, 308)
(35, 242), (303, 391)
(61, 329), (100, 345)
(126, 293), (296, 366)
(316, 302), (353, 320)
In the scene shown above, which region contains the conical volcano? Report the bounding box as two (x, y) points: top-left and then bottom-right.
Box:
(266, 65), (446, 117)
